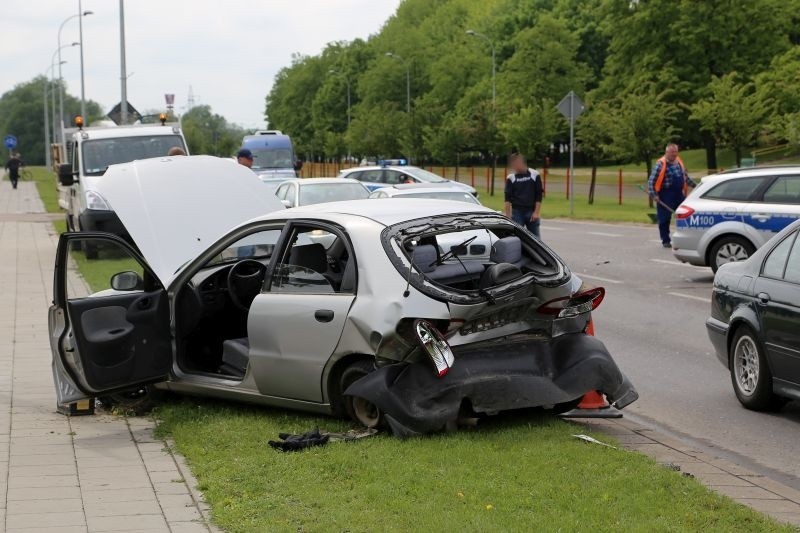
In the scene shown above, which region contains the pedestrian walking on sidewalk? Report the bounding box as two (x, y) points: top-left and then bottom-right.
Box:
(4, 152), (24, 189)
(647, 143), (697, 248)
(504, 153), (543, 238)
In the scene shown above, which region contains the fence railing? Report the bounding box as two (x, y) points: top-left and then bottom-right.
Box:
(299, 162), (725, 204)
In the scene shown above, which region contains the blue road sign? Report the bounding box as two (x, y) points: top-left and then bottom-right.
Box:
(3, 135), (17, 150)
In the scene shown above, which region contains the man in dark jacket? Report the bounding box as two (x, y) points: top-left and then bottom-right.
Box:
(4, 153), (23, 190)
(504, 153), (543, 238)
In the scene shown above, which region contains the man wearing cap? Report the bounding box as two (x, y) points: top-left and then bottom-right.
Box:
(237, 148), (254, 169)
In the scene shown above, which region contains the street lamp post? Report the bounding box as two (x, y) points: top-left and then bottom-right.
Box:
(328, 69), (351, 162)
(58, 9), (92, 143)
(466, 30), (497, 195)
(43, 60), (66, 168)
(385, 52), (410, 115)
(78, 0), (90, 119)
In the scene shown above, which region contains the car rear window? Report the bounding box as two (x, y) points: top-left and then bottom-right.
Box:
(702, 177), (767, 201)
(762, 176), (800, 204)
(762, 231), (796, 279)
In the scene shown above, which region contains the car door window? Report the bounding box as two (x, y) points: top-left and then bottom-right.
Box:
(347, 171), (363, 181)
(270, 225), (355, 294)
(66, 237), (148, 299)
(703, 177), (768, 201)
(783, 232), (800, 283)
(360, 169), (383, 183)
(762, 231), (797, 279)
(762, 176), (800, 204)
(275, 184), (288, 200)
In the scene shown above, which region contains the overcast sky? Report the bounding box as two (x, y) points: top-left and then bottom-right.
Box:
(1, 0), (401, 130)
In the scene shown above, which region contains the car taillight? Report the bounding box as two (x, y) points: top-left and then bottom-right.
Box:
(414, 320), (455, 377)
(675, 205), (695, 220)
(537, 287), (606, 318)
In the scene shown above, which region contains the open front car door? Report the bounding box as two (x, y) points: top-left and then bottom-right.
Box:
(49, 233), (172, 404)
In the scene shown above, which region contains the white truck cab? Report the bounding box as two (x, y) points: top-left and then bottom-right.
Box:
(57, 117), (189, 258)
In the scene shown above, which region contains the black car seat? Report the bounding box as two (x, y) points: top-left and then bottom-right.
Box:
(411, 244), (484, 284)
(490, 236), (526, 268)
(220, 337), (249, 378)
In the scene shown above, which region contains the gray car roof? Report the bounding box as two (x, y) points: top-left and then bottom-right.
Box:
(255, 198), (493, 226)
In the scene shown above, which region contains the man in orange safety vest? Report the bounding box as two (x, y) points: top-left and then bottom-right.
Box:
(647, 143), (697, 248)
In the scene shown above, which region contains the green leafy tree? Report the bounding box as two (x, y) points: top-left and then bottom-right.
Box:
(690, 73), (772, 167)
(600, 0), (798, 169)
(757, 47), (800, 147)
(499, 98), (562, 163)
(181, 105), (245, 157)
(576, 99), (614, 204)
(0, 76), (101, 165)
(610, 86), (678, 180)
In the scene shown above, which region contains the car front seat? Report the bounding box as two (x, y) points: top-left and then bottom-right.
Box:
(220, 338), (249, 378)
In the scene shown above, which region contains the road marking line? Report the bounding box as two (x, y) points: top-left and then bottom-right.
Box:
(576, 273), (623, 285)
(668, 291), (710, 303)
(587, 231), (622, 237)
(542, 226), (566, 231)
(650, 258), (708, 270)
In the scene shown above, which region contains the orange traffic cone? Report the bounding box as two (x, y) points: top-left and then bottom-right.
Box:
(577, 390), (609, 409)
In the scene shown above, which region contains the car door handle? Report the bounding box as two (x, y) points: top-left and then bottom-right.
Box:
(314, 309), (334, 323)
(757, 292), (771, 305)
(753, 213), (772, 221)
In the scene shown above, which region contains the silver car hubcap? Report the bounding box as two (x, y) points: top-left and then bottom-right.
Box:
(733, 336), (759, 396)
(716, 243), (749, 267)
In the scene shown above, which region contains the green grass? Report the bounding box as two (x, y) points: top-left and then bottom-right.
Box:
(27, 166), (63, 214)
(155, 399), (787, 532)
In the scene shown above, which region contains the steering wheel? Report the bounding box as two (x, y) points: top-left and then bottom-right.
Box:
(227, 259), (267, 311)
(437, 236), (477, 265)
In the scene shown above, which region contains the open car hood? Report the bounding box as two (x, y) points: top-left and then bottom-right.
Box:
(97, 156), (284, 286)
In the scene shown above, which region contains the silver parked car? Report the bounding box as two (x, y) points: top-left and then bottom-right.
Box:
(275, 177), (370, 208)
(340, 162), (478, 197)
(49, 156), (637, 435)
(672, 166), (800, 272)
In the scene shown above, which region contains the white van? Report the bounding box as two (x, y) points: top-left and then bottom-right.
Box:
(57, 118), (189, 258)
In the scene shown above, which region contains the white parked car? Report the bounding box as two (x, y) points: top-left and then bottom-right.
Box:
(672, 166), (800, 271)
(274, 177), (370, 208)
(340, 162), (478, 197)
(49, 156), (637, 435)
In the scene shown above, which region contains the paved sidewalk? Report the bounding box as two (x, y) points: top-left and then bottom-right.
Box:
(576, 415), (800, 527)
(0, 179), (216, 532)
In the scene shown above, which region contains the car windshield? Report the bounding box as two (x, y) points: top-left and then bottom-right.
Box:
(82, 135), (185, 176)
(299, 183), (369, 206)
(251, 148), (294, 170)
(397, 191), (479, 203)
(404, 167), (449, 183)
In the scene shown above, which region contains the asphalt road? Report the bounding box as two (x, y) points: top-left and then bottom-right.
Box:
(544, 218), (800, 487)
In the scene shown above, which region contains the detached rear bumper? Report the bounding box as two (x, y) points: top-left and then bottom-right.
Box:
(346, 333), (638, 435)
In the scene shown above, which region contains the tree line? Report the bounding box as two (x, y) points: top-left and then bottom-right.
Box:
(264, 0), (800, 173)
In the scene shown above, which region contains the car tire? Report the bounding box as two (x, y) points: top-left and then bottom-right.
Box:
(98, 385), (166, 416)
(82, 239), (98, 260)
(729, 326), (784, 411)
(710, 236), (755, 273)
(338, 359), (382, 428)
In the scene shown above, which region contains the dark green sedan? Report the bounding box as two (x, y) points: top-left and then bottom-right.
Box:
(707, 219), (800, 410)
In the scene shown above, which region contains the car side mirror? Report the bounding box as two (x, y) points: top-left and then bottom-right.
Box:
(110, 271), (144, 291)
(293, 160), (303, 171)
(57, 163), (76, 186)
(280, 199), (292, 208)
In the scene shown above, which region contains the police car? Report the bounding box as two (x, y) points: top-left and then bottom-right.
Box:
(340, 159), (478, 197)
(672, 166), (800, 272)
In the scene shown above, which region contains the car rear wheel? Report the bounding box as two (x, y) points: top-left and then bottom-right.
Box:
(339, 359), (382, 428)
(729, 326), (783, 411)
(710, 236), (754, 273)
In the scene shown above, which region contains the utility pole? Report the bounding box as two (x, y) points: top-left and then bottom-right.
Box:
(43, 74), (51, 169)
(119, 0), (128, 124)
(78, 0), (87, 119)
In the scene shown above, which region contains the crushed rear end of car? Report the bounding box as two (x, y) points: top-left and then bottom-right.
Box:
(345, 212), (639, 435)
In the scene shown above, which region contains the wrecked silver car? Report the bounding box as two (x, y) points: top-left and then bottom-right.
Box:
(49, 156), (637, 435)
